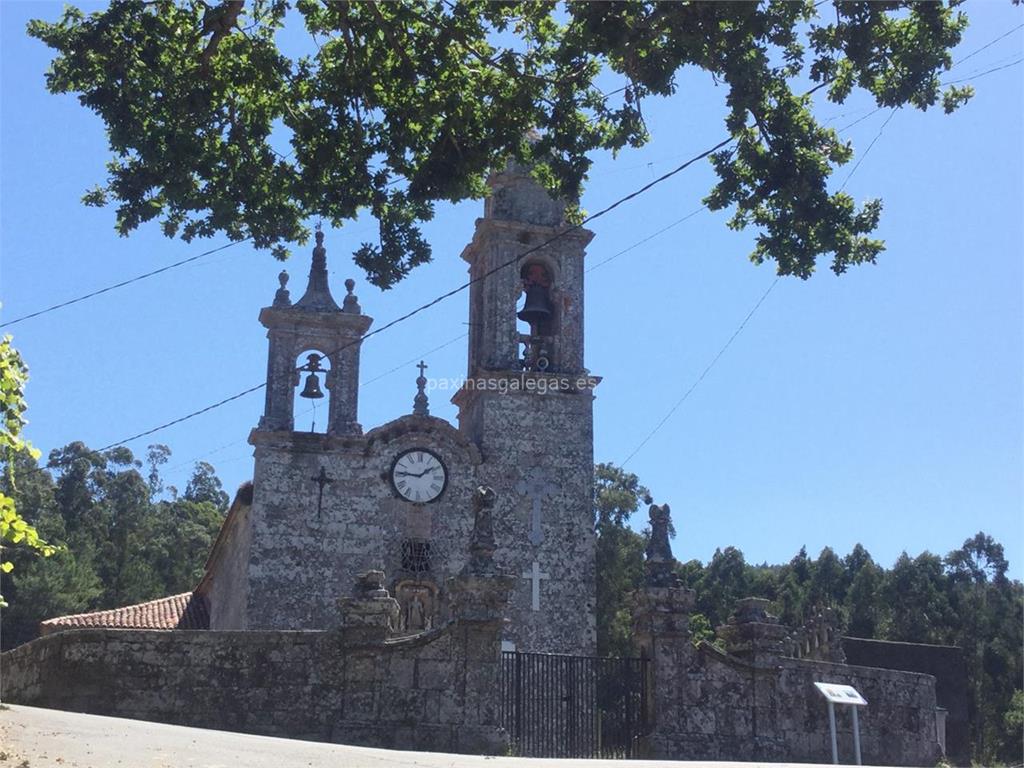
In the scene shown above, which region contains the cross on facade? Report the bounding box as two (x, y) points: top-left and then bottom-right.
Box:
(311, 466), (333, 518)
(417, 360), (428, 377)
(515, 466), (558, 545)
(522, 560), (549, 612)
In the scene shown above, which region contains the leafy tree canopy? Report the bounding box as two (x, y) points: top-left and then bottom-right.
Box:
(29, 0), (972, 288)
(0, 335), (56, 600)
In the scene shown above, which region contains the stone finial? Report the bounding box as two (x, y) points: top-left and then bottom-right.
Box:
(342, 277), (362, 314)
(464, 485), (498, 576)
(730, 597), (779, 626)
(294, 229), (342, 312)
(412, 360), (430, 417)
(718, 596), (790, 662)
(338, 569), (400, 640)
(644, 503), (681, 588)
(273, 270), (291, 307)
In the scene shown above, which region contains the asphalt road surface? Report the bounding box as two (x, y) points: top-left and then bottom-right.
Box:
(0, 705), (855, 768)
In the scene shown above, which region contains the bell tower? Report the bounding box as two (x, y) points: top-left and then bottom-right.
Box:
(455, 162), (598, 655)
(465, 163), (588, 377)
(257, 230), (372, 436)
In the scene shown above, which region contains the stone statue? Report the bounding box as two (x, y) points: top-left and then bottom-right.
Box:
(646, 503), (673, 563)
(406, 593), (426, 631)
(644, 503), (680, 588)
(464, 485), (498, 576)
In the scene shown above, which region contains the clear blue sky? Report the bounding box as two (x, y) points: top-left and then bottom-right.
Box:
(2, 2), (1021, 577)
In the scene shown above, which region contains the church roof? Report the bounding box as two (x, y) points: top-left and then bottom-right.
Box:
(39, 592), (209, 635)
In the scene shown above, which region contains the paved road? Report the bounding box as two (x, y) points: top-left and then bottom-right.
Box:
(0, 705), (851, 768)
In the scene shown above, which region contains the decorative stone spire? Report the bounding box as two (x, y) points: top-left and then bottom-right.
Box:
(272, 270), (291, 307)
(294, 229), (342, 312)
(342, 278), (362, 314)
(412, 360), (430, 416)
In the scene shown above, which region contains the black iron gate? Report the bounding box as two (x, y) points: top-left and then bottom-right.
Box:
(500, 651), (649, 758)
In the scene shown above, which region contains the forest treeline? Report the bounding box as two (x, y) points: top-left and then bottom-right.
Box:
(1, 442), (228, 649)
(594, 463), (1023, 766)
(1, 448), (1020, 764)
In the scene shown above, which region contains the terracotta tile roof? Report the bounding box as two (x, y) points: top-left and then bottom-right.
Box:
(39, 592), (209, 635)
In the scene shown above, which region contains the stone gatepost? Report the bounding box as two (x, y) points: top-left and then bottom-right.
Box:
(717, 597), (790, 666)
(630, 503), (696, 759)
(446, 486), (514, 754)
(338, 569), (400, 645)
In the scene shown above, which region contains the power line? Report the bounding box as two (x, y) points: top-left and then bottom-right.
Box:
(620, 277), (780, 467)
(98, 136), (735, 450)
(359, 332), (467, 387)
(89, 40), (1021, 451)
(839, 108), (898, 190)
(160, 331), (469, 473)
(0, 239), (250, 329)
(9, 24), (1016, 331)
(613, 27), (1024, 468)
(586, 206), (707, 274)
(943, 57), (1023, 85)
(951, 23), (1023, 69)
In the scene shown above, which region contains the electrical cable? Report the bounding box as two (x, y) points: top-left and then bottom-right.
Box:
(96, 136), (734, 450)
(0, 239), (251, 329)
(620, 277), (780, 467)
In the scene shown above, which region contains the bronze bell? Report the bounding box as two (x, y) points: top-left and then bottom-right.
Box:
(517, 284), (552, 326)
(299, 371), (325, 399)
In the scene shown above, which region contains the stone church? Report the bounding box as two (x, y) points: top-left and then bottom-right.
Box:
(9, 163), (957, 765)
(200, 161), (597, 654)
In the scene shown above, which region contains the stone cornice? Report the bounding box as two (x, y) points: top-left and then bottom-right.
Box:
(258, 306), (373, 335)
(460, 217), (595, 263)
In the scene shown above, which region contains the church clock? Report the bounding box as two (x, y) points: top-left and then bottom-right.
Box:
(391, 449), (447, 503)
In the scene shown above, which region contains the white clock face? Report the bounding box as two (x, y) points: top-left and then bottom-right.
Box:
(392, 449), (447, 503)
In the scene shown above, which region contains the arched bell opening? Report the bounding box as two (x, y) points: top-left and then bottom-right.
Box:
(516, 261), (558, 372)
(292, 349), (332, 433)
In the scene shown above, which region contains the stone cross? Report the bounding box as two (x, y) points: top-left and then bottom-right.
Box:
(515, 466), (558, 545)
(412, 360), (430, 416)
(521, 560), (549, 612)
(311, 466), (333, 518)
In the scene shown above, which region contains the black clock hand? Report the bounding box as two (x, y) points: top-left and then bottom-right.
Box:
(396, 467), (434, 478)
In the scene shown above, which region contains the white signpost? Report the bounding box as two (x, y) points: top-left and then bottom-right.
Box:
(814, 682), (868, 765)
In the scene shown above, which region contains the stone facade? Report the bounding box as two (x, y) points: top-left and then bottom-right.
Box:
(6, 162), (953, 765)
(202, 163), (597, 654)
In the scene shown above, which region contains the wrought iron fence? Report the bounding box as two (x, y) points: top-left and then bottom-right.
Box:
(500, 650), (649, 758)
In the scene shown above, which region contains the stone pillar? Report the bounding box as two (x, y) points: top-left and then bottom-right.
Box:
(448, 486), (514, 623)
(260, 332), (297, 431)
(717, 597), (790, 665)
(326, 342), (363, 436)
(630, 503), (696, 758)
(337, 570), (400, 645)
(446, 487), (514, 754)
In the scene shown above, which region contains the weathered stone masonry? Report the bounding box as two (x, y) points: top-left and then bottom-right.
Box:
(2, 623), (505, 754)
(4, 163), (952, 765)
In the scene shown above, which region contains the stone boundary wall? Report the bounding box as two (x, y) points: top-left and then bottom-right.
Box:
(644, 642), (940, 766)
(0, 624), (506, 755)
(842, 636), (968, 764)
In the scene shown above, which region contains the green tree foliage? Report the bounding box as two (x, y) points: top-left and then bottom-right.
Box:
(1, 442), (228, 651)
(590, 464), (1022, 764)
(593, 462), (649, 657)
(0, 336), (57, 603)
(28, 1), (972, 287)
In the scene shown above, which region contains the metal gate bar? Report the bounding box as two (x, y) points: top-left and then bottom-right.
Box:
(500, 651), (649, 759)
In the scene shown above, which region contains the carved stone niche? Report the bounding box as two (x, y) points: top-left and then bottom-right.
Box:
(394, 579), (439, 634)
